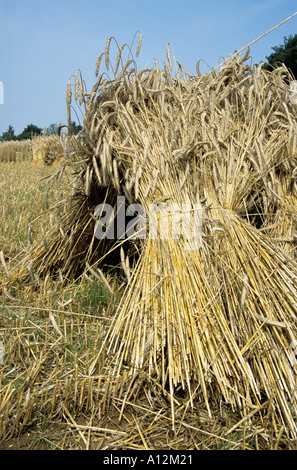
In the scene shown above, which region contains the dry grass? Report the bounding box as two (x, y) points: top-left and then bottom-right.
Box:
(0, 162), (122, 449)
(0, 140), (32, 163)
(2, 33), (297, 450)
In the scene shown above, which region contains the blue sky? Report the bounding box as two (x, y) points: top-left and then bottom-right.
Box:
(0, 0), (296, 135)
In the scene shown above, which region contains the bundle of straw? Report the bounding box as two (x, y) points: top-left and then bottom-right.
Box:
(32, 135), (66, 165)
(5, 34), (297, 435)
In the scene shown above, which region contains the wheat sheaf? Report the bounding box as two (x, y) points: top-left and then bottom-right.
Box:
(4, 31), (297, 436)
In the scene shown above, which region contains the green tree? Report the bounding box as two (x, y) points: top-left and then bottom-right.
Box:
(70, 121), (82, 135)
(262, 34), (297, 78)
(1, 125), (16, 141)
(17, 124), (42, 140)
(45, 121), (82, 136)
(45, 123), (59, 136)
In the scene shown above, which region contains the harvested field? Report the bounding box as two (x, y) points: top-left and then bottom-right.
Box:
(1, 34), (297, 450)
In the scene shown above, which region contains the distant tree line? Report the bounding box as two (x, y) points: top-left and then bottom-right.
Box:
(0, 121), (82, 142)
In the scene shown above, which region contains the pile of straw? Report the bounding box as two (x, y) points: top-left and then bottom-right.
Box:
(32, 135), (65, 165)
(5, 35), (297, 436)
(0, 140), (32, 163)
